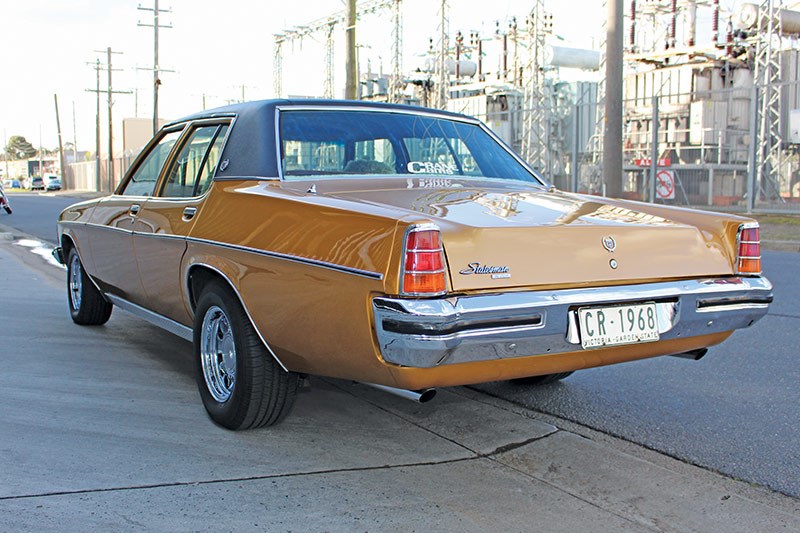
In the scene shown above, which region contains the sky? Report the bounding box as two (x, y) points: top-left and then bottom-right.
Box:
(0, 0), (742, 154)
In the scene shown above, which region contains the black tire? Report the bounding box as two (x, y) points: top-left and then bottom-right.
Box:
(3, 205), (10, 214)
(194, 281), (299, 430)
(67, 247), (112, 325)
(512, 371), (574, 386)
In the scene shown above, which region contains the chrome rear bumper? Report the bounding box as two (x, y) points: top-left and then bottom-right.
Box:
(372, 277), (773, 368)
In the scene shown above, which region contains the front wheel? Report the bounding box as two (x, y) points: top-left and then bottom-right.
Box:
(67, 247), (112, 325)
(194, 281), (299, 430)
(3, 205), (10, 214)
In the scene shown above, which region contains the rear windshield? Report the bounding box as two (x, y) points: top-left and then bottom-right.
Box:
(279, 109), (541, 184)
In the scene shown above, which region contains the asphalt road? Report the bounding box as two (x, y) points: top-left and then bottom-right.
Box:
(2, 240), (797, 530)
(476, 250), (800, 497)
(1, 192), (798, 499)
(0, 193), (80, 244)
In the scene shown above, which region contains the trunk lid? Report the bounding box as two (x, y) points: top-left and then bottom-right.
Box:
(306, 179), (734, 291)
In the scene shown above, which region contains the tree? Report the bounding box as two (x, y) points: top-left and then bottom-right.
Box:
(5, 135), (37, 160)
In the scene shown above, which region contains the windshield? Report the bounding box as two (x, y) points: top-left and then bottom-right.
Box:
(279, 109), (541, 184)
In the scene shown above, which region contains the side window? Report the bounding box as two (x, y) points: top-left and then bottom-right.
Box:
(120, 130), (182, 196)
(195, 125), (229, 196)
(162, 126), (218, 198)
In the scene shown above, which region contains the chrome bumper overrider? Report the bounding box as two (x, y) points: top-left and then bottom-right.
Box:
(372, 277), (773, 368)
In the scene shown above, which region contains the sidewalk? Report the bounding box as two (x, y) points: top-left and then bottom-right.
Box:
(0, 238), (798, 531)
(754, 214), (800, 252)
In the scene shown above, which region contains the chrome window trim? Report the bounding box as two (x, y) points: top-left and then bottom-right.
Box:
(157, 118), (235, 198)
(212, 176), (281, 182)
(187, 263), (289, 372)
(117, 114), (237, 197)
(274, 105), (548, 187)
(116, 126), (188, 196)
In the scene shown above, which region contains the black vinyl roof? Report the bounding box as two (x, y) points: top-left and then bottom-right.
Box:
(167, 99), (469, 179)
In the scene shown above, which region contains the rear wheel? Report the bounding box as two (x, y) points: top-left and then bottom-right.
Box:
(194, 281), (299, 430)
(3, 205), (10, 214)
(512, 372), (574, 386)
(67, 247), (112, 325)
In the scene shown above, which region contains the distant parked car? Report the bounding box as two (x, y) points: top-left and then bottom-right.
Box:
(2, 179), (22, 189)
(45, 177), (62, 191)
(30, 177), (45, 190)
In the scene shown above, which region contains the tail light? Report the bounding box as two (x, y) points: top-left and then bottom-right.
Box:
(736, 223), (761, 275)
(401, 225), (447, 296)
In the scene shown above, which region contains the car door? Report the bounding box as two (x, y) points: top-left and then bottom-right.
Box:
(87, 128), (184, 303)
(133, 122), (230, 324)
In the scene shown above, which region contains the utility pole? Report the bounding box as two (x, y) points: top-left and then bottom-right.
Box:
(54, 94), (66, 185)
(603, 0), (624, 198)
(72, 101), (78, 166)
(345, 0), (357, 99)
(89, 59), (101, 191)
(138, 0), (172, 135)
(3, 130), (9, 179)
(86, 50), (131, 192)
(38, 126), (43, 178)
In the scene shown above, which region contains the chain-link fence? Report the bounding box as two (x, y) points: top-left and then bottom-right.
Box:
(62, 81), (800, 215)
(64, 151), (138, 193)
(450, 77), (800, 214)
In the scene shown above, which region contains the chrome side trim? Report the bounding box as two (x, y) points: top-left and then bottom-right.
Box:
(60, 221), (384, 280)
(105, 293), (193, 342)
(372, 276), (773, 368)
(212, 176), (281, 182)
(62, 221), (133, 235)
(187, 263), (289, 372)
(185, 236), (384, 280)
(135, 231), (185, 241)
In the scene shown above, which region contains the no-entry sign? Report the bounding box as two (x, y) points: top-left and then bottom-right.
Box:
(656, 170), (675, 200)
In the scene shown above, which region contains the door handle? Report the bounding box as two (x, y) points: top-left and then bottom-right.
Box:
(182, 206), (197, 221)
(129, 204), (141, 216)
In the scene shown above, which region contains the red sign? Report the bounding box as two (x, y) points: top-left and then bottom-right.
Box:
(656, 170), (676, 200)
(633, 158), (671, 167)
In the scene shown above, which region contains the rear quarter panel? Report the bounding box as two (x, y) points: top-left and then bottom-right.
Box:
(185, 180), (408, 385)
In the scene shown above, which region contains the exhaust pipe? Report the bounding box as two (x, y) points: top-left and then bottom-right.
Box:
(669, 348), (708, 361)
(363, 383), (437, 403)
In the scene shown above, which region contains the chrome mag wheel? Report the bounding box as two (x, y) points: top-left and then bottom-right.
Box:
(200, 305), (237, 403)
(69, 253), (83, 311)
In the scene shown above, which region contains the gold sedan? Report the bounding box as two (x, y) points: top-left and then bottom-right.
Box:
(54, 100), (773, 430)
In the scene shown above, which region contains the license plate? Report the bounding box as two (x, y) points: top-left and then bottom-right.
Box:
(578, 303), (659, 349)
